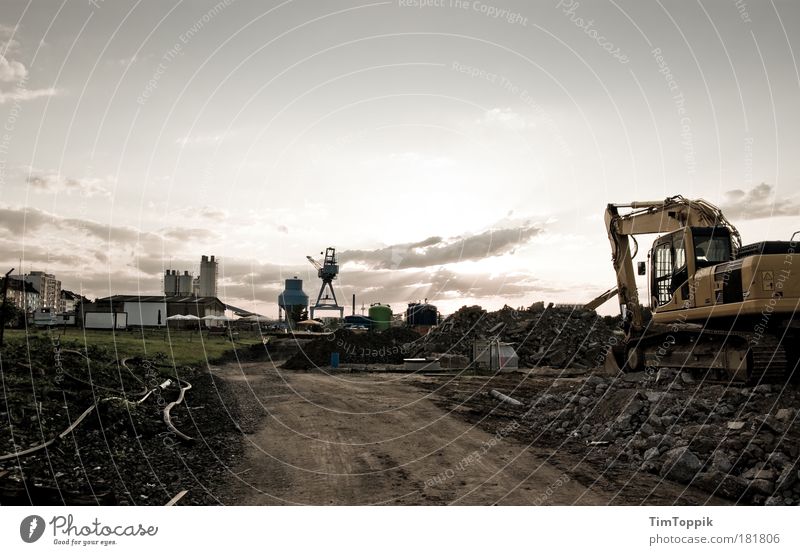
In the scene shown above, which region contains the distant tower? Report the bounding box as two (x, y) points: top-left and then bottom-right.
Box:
(306, 247), (344, 319)
(164, 270), (178, 295)
(199, 255), (218, 297)
(178, 271), (194, 295)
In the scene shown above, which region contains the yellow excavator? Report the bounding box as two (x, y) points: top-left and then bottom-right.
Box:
(597, 195), (798, 383)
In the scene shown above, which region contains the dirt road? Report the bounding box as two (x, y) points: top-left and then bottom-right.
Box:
(215, 362), (720, 505)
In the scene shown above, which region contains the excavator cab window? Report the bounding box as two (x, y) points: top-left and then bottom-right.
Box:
(651, 230), (689, 307)
(692, 228), (732, 268)
(653, 240), (674, 306)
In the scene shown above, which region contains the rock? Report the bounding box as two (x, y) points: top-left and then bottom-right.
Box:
(754, 384), (772, 394)
(765, 496), (782, 506)
(748, 478), (775, 497)
(777, 466), (798, 489)
(660, 447), (702, 484)
(694, 471), (749, 500)
(775, 408), (794, 421)
(648, 415), (663, 428)
(661, 415), (677, 427)
(680, 371), (695, 384)
(639, 423), (655, 437)
(578, 396), (591, 407)
(710, 451), (733, 474)
(656, 368), (678, 383)
(643, 447), (660, 461)
(766, 451), (789, 469)
(755, 416), (783, 435)
(689, 437), (718, 455)
(623, 372), (646, 383)
(585, 375), (605, 387)
(754, 469), (777, 482)
(726, 421), (746, 431)
(630, 437), (648, 451)
(645, 391), (663, 403)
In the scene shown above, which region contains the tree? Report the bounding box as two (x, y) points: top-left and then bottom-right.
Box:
(0, 303), (22, 328)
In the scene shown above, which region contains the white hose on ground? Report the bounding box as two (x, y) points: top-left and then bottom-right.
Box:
(490, 389), (523, 406)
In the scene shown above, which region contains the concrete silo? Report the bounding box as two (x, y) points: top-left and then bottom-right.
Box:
(278, 277), (309, 329)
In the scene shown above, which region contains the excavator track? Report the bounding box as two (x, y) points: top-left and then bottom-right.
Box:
(620, 326), (793, 384)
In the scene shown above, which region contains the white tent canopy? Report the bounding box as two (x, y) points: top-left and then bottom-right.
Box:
(202, 315), (233, 322)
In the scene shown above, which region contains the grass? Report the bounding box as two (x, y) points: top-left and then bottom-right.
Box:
(1, 327), (265, 367)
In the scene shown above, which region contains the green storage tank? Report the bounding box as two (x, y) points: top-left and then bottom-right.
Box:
(368, 303), (392, 331)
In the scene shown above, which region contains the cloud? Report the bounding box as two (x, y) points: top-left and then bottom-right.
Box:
(0, 29), (58, 102)
(0, 205), (164, 248)
(341, 225), (541, 270)
(0, 208), (555, 314)
(0, 53), (26, 82)
(720, 183), (800, 220)
(277, 225), (288, 234)
(160, 227), (216, 242)
(0, 86), (58, 104)
(477, 107), (535, 130)
(26, 172), (112, 197)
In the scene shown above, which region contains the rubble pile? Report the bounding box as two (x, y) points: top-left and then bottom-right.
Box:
(281, 328), (421, 370)
(422, 303), (617, 368)
(516, 371), (800, 505)
(0, 337), (242, 505)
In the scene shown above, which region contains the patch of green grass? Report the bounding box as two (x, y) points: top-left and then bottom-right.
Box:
(2, 327), (264, 367)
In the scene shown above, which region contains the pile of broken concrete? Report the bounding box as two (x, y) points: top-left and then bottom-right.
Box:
(515, 369), (800, 505)
(421, 303), (617, 369)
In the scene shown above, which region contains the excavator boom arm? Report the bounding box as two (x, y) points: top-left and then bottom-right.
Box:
(605, 195), (740, 332)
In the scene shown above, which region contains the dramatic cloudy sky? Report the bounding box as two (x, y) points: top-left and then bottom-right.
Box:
(1, 0), (799, 317)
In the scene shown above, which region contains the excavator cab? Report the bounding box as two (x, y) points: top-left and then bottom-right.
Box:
(649, 226), (733, 310)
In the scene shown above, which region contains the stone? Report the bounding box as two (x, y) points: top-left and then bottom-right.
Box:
(689, 437), (718, 455)
(755, 416), (783, 435)
(754, 469), (777, 482)
(648, 414), (663, 428)
(775, 408), (794, 421)
(660, 447), (702, 484)
(748, 479), (775, 497)
(623, 372), (646, 383)
(694, 471), (748, 500)
(578, 396), (591, 407)
(645, 391), (663, 403)
(585, 375), (605, 387)
(710, 451), (733, 474)
(726, 421), (746, 431)
(656, 368), (678, 383)
(643, 447), (660, 461)
(680, 371), (695, 384)
(639, 423), (655, 437)
(777, 466), (798, 489)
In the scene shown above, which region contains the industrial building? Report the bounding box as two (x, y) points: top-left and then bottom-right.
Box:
(198, 255), (218, 297)
(164, 255), (219, 297)
(77, 295), (226, 329)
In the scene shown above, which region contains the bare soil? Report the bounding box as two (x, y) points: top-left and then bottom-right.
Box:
(215, 362), (724, 505)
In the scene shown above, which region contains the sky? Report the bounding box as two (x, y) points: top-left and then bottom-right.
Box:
(1, 0), (799, 318)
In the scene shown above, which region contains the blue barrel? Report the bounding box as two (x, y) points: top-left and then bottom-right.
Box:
(330, 352), (340, 368)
